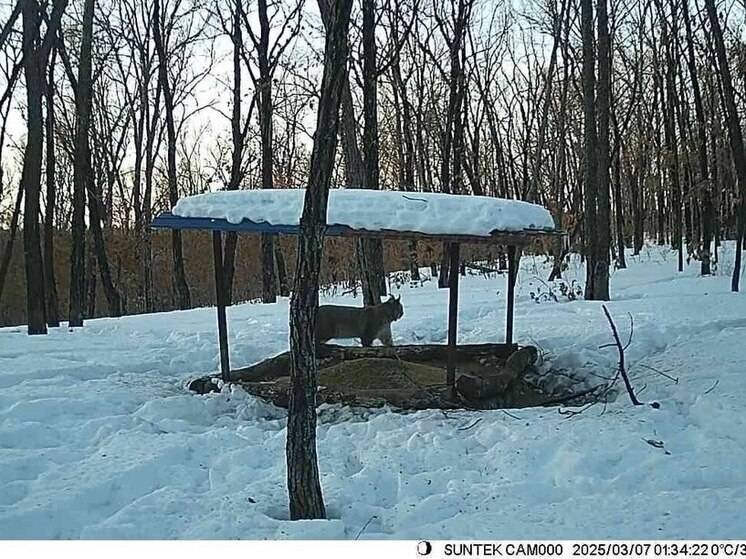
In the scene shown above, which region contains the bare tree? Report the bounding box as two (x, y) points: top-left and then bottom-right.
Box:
(217, 0), (251, 304)
(434, 0), (473, 288)
(44, 45), (60, 326)
(582, 0), (610, 300)
(240, 0), (303, 303)
(683, 0), (713, 275)
(107, 0), (163, 313)
(529, 0), (568, 205)
(356, 0), (386, 306)
(65, 0), (93, 327)
(0, 185), (22, 304)
(388, 0), (421, 281)
(287, 0), (352, 520)
(581, 0), (598, 299)
(0, 8), (23, 306)
(153, 0), (192, 309)
(704, 0), (745, 292)
(21, 0), (68, 334)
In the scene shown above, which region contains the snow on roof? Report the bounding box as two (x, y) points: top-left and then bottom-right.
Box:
(172, 188), (556, 238)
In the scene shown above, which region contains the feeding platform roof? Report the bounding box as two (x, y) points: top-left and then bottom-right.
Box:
(151, 188), (560, 245)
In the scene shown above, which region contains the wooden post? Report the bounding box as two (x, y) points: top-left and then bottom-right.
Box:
(506, 245), (518, 346)
(212, 230), (231, 382)
(447, 242), (460, 389)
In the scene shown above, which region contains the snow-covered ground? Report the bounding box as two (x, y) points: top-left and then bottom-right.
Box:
(1, 244), (745, 539)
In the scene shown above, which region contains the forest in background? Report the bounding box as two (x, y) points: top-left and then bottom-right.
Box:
(1, 0), (745, 329)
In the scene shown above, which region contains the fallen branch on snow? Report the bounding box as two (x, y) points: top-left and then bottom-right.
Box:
(601, 305), (643, 406)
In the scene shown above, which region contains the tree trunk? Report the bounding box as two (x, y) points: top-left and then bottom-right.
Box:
(704, 0), (746, 291)
(339, 76), (364, 187)
(274, 244), (289, 296)
(44, 47), (60, 326)
(88, 164), (123, 316)
(223, 0), (244, 305)
(153, 0), (191, 309)
(389, 21), (420, 282)
(141, 83), (158, 312)
(631, 140), (645, 255)
(22, 0), (48, 335)
(660, 0), (683, 272)
(0, 185), (23, 303)
(85, 233), (96, 318)
(356, 0), (385, 306)
(581, 0), (598, 299)
(657, 190), (665, 245)
(328, 3), (382, 306)
(67, 0), (88, 326)
(437, 0), (472, 289)
(287, 0), (351, 520)
(683, 0), (712, 275)
(549, 3), (572, 280)
(132, 97), (145, 312)
(591, 0), (611, 299)
(336, 75), (372, 301)
(612, 139), (626, 269)
(258, 0), (279, 304)
(529, 0), (566, 204)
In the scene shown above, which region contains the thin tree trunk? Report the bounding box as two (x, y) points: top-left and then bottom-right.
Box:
(529, 0), (566, 204)
(88, 162), (123, 316)
(257, 0), (279, 304)
(85, 233), (96, 318)
(339, 76), (364, 187)
(0, 185), (23, 303)
(657, 190), (665, 245)
(132, 98), (145, 311)
(153, 0), (191, 309)
(357, 0), (385, 306)
(704, 0), (746, 291)
(22, 0), (48, 334)
(68, 0), (93, 327)
(329, 5), (381, 305)
(274, 244), (289, 296)
(685, 0), (711, 275)
(223, 0), (244, 305)
(660, 0), (683, 272)
(44, 47), (60, 326)
(592, 0), (611, 300)
(389, 21), (420, 282)
(581, 0), (598, 299)
(141, 78), (160, 313)
(612, 124), (626, 269)
(437, 0), (472, 289)
(630, 134), (645, 255)
(287, 0), (352, 520)
(549, 3), (572, 280)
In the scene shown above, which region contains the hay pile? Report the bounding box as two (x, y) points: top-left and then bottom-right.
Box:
(189, 344), (592, 410)
(246, 357), (452, 409)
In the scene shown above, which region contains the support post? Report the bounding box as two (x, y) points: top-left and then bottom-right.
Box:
(212, 230), (231, 382)
(446, 242), (460, 390)
(506, 245), (518, 346)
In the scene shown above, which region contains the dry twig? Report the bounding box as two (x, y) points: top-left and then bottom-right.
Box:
(602, 305), (643, 406)
(355, 515), (378, 540)
(704, 379), (719, 395)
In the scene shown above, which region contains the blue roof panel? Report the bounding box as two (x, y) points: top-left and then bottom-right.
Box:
(151, 212), (353, 236)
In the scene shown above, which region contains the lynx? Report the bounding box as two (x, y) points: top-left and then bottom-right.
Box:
(315, 295), (404, 347)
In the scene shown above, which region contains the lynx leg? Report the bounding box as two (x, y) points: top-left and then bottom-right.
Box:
(378, 324), (393, 346)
